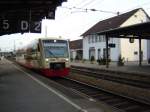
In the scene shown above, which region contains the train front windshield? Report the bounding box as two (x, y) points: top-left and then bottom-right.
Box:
(42, 40), (69, 58)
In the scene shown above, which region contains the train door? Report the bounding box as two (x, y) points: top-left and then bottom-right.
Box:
(38, 40), (45, 68)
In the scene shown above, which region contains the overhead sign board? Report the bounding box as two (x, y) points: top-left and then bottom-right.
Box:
(0, 0), (67, 36)
(0, 19), (41, 35)
(108, 43), (116, 48)
(0, 8), (51, 35)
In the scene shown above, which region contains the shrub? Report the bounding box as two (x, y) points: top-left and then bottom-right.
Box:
(117, 55), (124, 66)
(97, 58), (111, 65)
(82, 59), (86, 63)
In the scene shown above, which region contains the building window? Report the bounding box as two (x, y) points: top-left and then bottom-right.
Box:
(97, 35), (99, 42)
(88, 36), (90, 43)
(92, 35), (94, 43)
(98, 35), (106, 42)
(99, 35), (102, 42)
(95, 35), (98, 42)
(93, 35), (96, 43)
(102, 35), (106, 42)
(89, 35), (92, 43)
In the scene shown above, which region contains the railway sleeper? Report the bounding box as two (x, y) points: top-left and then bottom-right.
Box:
(67, 73), (150, 105)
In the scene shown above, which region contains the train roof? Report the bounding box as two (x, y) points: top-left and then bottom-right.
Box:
(38, 37), (68, 40)
(17, 37), (68, 50)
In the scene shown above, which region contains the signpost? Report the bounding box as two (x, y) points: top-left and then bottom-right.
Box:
(108, 43), (116, 48)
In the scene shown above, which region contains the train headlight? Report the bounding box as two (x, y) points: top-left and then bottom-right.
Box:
(65, 58), (69, 61)
(45, 58), (49, 62)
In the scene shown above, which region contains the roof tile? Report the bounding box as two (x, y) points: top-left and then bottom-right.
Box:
(69, 39), (83, 50)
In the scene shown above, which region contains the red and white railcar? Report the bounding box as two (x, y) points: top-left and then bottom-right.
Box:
(16, 37), (70, 77)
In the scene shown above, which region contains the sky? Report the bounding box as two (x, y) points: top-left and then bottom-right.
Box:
(1, 0), (150, 51)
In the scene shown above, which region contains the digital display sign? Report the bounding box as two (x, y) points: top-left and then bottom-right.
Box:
(0, 0), (67, 35)
(0, 19), (41, 35)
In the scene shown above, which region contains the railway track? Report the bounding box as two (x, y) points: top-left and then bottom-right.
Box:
(13, 61), (150, 111)
(71, 65), (150, 89)
(53, 77), (150, 112)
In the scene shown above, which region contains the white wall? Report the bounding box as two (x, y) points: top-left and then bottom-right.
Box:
(120, 9), (150, 61)
(83, 36), (89, 59)
(109, 38), (121, 61)
(70, 50), (76, 59)
(142, 39), (148, 60)
(83, 35), (121, 61)
(120, 39), (139, 61)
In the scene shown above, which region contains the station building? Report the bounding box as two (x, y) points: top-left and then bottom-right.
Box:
(81, 8), (150, 61)
(69, 39), (83, 60)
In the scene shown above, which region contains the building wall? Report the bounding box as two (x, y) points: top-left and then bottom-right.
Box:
(70, 49), (83, 60)
(83, 9), (150, 61)
(147, 40), (150, 59)
(143, 39), (148, 60)
(83, 36), (90, 60)
(83, 35), (121, 61)
(109, 38), (121, 61)
(70, 50), (76, 59)
(120, 39), (143, 61)
(120, 9), (150, 61)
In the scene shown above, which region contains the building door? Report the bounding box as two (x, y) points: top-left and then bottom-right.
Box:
(98, 49), (101, 59)
(89, 47), (95, 60)
(77, 50), (83, 60)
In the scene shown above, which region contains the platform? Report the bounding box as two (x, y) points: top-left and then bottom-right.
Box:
(71, 61), (150, 75)
(0, 59), (119, 112)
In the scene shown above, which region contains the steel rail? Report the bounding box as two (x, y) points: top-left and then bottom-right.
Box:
(53, 77), (150, 112)
(71, 66), (150, 89)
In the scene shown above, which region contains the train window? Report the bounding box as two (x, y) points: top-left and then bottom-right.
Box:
(42, 40), (69, 58)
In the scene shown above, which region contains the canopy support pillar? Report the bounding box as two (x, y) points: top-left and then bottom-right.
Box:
(139, 38), (142, 66)
(106, 35), (109, 68)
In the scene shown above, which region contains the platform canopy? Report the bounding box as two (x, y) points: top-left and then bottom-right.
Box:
(0, 0), (66, 35)
(97, 22), (150, 39)
(96, 21), (150, 68)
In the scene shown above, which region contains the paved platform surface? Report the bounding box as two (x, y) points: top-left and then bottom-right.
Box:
(71, 61), (150, 75)
(0, 59), (119, 112)
(0, 59), (81, 112)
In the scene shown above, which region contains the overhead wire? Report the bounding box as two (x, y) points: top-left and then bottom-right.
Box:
(56, 0), (95, 21)
(76, 0), (98, 8)
(82, 0), (105, 8)
(60, 6), (118, 15)
(57, 0), (119, 21)
(79, 0), (96, 8)
(73, 0), (86, 7)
